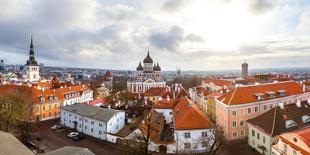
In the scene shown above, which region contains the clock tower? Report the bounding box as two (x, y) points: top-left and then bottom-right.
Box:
(26, 36), (40, 82)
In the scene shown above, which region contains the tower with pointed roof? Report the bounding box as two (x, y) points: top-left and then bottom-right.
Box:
(25, 36), (40, 82)
(127, 51), (166, 94)
(242, 59), (248, 79)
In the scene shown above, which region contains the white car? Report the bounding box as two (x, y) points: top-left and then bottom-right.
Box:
(67, 132), (79, 138)
(51, 124), (62, 130)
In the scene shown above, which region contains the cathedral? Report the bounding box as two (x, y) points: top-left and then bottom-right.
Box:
(127, 51), (166, 94)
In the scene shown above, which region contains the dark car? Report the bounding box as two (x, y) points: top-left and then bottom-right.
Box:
(25, 141), (44, 153)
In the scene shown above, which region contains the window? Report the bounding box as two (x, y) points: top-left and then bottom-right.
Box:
(257, 133), (260, 140)
(269, 104), (273, 109)
(254, 107), (258, 112)
(69, 114), (71, 117)
(202, 132), (208, 137)
(232, 132), (237, 138)
(252, 130), (255, 136)
(79, 117), (81, 121)
(69, 120), (71, 124)
(85, 119), (88, 123)
(240, 120), (244, 126)
(240, 130), (245, 136)
(232, 121), (237, 127)
(201, 142), (207, 148)
(232, 110), (237, 116)
(184, 143), (191, 149)
(263, 105), (267, 110)
(91, 121), (94, 125)
(263, 137), (266, 143)
(248, 108), (251, 114)
(99, 130), (102, 135)
(91, 128), (93, 132)
(79, 124), (81, 128)
(99, 123), (102, 127)
(283, 144), (287, 152)
(293, 150), (297, 155)
(85, 126), (88, 130)
(169, 112), (173, 115)
(74, 116), (77, 119)
(184, 132), (191, 138)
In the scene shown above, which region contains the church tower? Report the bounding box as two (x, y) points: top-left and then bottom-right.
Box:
(26, 36), (40, 82)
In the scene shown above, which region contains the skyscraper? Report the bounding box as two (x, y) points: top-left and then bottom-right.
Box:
(242, 60), (248, 79)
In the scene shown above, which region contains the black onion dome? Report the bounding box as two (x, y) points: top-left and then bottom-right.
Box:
(157, 62), (161, 71)
(143, 51), (153, 63)
(136, 62), (143, 70)
(153, 63), (158, 71)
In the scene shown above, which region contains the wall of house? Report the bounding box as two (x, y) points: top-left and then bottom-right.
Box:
(33, 101), (61, 121)
(106, 112), (125, 134)
(175, 129), (214, 153)
(248, 124), (272, 155)
(154, 108), (173, 124)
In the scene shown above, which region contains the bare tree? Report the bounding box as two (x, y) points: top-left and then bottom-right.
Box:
(0, 88), (33, 132)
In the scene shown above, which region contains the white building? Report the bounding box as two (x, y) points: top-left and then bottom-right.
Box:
(127, 51), (166, 94)
(25, 36), (40, 82)
(61, 85), (93, 107)
(61, 104), (125, 140)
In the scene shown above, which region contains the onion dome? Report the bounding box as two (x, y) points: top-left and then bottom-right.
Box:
(157, 62), (161, 71)
(143, 51), (153, 63)
(136, 62), (144, 71)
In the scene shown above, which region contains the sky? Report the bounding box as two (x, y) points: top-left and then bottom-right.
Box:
(0, 0), (310, 71)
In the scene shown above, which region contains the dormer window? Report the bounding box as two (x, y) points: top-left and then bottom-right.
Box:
(39, 96), (44, 103)
(278, 90), (286, 97)
(255, 93), (265, 100)
(48, 96), (53, 101)
(302, 115), (310, 123)
(266, 91), (276, 98)
(285, 120), (297, 128)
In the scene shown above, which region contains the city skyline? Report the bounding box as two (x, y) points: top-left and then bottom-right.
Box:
(0, 0), (310, 70)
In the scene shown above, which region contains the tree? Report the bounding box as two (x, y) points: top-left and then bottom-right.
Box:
(0, 88), (33, 132)
(123, 110), (164, 155)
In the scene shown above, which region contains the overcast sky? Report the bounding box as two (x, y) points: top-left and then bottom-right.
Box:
(0, 0), (309, 71)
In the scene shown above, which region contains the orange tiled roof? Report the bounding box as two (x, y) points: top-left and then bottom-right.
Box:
(197, 87), (210, 96)
(173, 98), (214, 130)
(153, 98), (178, 109)
(218, 81), (304, 105)
(144, 87), (167, 97)
(204, 78), (232, 87)
(292, 127), (310, 148)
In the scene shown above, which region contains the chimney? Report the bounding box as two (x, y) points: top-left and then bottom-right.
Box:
(158, 97), (162, 102)
(167, 95), (170, 101)
(278, 102), (284, 109)
(303, 84), (306, 93)
(296, 100), (301, 107)
(53, 89), (56, 92)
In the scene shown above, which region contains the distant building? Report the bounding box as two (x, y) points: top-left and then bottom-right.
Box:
(25, 36), (40, 82)
(247, 101), (310, 155)
(127, 51), (166, 94)
(61, 104), (125, 141)
(102, 70), (113, 89)
(216, 81), (310, 141)
(272, 127), (310, 155)
(242, 60), (248, 79)
(202, 78), (233, 93)
(0, 59), (5, 72)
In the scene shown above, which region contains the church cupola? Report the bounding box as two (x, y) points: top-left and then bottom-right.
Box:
(156, 62), (161, 71)
(25, 36), (40, 82)
(136, 62), (144, 71)
(143, 51), (153, 63)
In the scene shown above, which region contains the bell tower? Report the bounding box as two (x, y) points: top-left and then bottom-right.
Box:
(26, 36), (40, 82)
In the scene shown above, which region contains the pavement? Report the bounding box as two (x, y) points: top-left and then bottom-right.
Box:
(29, 119), (123, 155)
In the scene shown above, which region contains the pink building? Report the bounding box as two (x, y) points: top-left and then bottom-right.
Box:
(215, 81), (310, 141)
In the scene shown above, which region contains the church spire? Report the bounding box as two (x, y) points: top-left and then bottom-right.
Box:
(26, 35), (38, 66)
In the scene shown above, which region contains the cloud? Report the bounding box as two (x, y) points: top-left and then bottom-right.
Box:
(148, 25), (184, 51)
(161, 0), (187, 12)
(249, 0), (275, 14)
(185, 33), (205, 42)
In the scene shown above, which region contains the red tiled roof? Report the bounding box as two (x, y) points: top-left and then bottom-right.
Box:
(292, 127), (310, 148)
(218, 81), (303, 105)
(197, 87), (210, 96)
(144, 87), (167, 97)
(204, 78), (232, 87)
(153, 98), (178, 109)
(173, 98), (214, 130)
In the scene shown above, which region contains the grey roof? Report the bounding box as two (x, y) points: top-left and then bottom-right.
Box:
(0, 131), (34, 155)
(44, 146), (94, 155)
(62, 104), (124, 123)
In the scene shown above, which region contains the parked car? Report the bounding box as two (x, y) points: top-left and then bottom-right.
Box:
(67, 132), (79, 138)
(72, 133), (84, 141)
(25, 141), (44, 154)
(51, 124), (62, 130)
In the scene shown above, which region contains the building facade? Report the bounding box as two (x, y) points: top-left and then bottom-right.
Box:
(61, 104), (125, 140)
(127, 51), (166, 94)
(215, 81), (310, 141)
